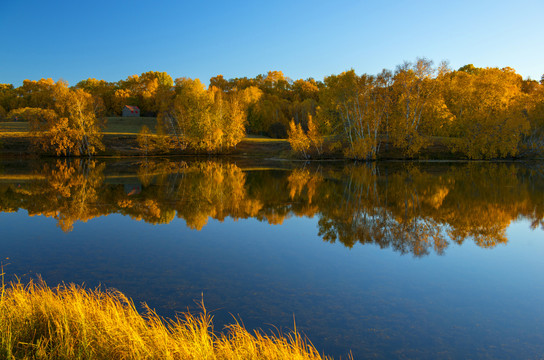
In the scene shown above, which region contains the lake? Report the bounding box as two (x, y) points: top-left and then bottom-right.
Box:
(1, 158), (543, 359)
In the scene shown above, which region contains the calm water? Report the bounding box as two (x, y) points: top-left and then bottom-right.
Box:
(1, 158), (543, 359)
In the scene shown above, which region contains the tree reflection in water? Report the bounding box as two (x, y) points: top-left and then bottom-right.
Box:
(0, 159), (542, 256)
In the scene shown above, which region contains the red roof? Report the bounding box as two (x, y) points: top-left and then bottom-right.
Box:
(125, 105), (139, 111)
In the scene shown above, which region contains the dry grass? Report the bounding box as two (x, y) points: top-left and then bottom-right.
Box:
(0, 278), (333, 360)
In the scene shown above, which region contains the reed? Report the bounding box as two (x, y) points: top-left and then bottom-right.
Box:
(0, 278), (332, 360)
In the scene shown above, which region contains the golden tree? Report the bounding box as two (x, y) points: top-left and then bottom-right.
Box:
(306, 115), (324, 155)
(444, 66), (530, 159)
(287, 119), (310, 158)
(157, 78), (247, 153)
(20, 81), (105, 156)
(320, 70), (386, 159)
(388, 59), (447, 157)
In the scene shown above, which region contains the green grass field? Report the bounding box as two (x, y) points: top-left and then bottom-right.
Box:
(0, 118), (291, 150)
(0, 122), (28, 135)
(103, 117), (157, 135)
(0, 117), (158, 136)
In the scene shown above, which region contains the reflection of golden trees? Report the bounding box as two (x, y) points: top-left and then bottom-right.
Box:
(0, 160), (543, 256)
(312, 163), (544, 255)
(177, 162), (249, 230)
(28, 160), (105, 232)
(288, 168), (322, 205)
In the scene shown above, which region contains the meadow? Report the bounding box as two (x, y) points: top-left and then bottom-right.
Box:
(0, 117), (158, 136)
(0, 117), (293, 158)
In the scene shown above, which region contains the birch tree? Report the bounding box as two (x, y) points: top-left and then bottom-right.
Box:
(389, 58), (437, 156)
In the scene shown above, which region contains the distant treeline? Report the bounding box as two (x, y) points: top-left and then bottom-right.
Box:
(1, 59), (543, 159)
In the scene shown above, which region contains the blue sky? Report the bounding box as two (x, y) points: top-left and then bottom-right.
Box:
(1, 0), (543, 86)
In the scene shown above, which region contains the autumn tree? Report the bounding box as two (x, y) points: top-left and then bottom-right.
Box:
(56, 84), (105, 156)
(209, 87), (246, 150)
(289, 79), (320, 129)
(166, 77), (214, 151)
(157, 78), (247, 153)
(209, 75), (232, 92)
(75, 78), (116, 116)
(17, 78), (57, 109)
(8, 108), (59, 151)
(388, 58), (449, 157)
(306, 115), (324, 155)
(0, 84), (18, 113)
(443, 66), (530, 158)
(519, 78), (544, 155)
(208, 72), (320, 139)
(116, 71), (174, 115)
(19, 81), (105, 156)
(112, 88), (132, 115)
(287, 119), (310, 158)
(319, 70), (388, 159)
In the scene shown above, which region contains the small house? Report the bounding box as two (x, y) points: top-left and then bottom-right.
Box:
(122, 105), (140, 117)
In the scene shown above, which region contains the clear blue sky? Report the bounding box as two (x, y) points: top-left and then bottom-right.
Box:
(1, 0), (543, 86)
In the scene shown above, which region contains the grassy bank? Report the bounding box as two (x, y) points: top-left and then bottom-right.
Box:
(0, 118), (293, 158)
(0, 279), (331, 360)
(0, 117), (463, 160)
(0, 117), (158, 136)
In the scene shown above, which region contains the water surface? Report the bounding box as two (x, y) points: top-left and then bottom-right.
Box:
(1, 158), (543, 359)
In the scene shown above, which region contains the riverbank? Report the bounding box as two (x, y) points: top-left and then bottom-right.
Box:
(0, 131), (468, 161)
(0, 118), (539, 160)
(0, 280), (331, 360)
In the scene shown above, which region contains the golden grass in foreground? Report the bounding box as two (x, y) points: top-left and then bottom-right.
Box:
(0, 280), (333, 360)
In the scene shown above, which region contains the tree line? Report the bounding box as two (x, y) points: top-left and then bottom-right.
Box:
(0, 60), (543, 158)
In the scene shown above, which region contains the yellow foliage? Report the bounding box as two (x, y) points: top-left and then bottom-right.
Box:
(157, 79), (247, 153)
(445, 67), (530, 158)
(288, 120), (311, 157)
(307, 115), (324, 155)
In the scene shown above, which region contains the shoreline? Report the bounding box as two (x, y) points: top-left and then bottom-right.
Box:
(1, 134), (541, 162)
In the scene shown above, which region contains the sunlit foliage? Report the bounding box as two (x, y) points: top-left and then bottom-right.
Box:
(443, 66), (531, 158)
(2, 62), (544, 159)
(0, 280), (329, 360)
(7, 81), (105, 156)
(288, 119), (311, 158)
(388, 59), (450, 156)
(157, 78), (247, 153)
(319, 70), (388, 159)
